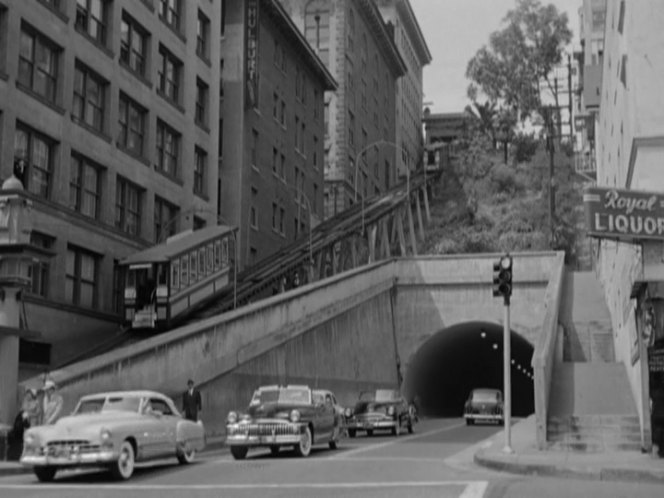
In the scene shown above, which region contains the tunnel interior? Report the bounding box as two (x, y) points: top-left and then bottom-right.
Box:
(405, 321), (534, 417)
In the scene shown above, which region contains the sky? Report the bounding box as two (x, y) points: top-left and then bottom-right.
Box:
(409, 0), (583, 113)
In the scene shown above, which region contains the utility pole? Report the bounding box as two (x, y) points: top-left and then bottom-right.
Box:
(547, 106), (556, 248)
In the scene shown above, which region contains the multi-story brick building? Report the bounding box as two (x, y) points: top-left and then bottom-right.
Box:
(218, 0), (336, 267)
(0, 0), (221, 371)
(376, 0), (431, 179)
(279, 0), (406, 218)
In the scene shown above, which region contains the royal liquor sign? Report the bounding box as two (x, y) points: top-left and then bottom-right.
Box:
(584, 186), (664, 241)
(245, 0), (259, 109)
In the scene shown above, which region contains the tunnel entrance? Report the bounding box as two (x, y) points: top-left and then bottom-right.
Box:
(405, 321), (534, 418)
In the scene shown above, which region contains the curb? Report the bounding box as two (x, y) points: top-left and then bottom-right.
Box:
(473, 448), (664, 484)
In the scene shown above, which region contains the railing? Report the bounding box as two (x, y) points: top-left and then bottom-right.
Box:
(531, 251), (566, 449)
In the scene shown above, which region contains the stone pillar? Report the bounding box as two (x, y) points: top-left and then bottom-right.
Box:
(0, 288), (22, 425)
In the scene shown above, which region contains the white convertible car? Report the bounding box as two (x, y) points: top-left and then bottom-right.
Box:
(20, 390), (205, 481)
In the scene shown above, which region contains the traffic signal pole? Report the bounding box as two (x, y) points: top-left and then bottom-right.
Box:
(503, 296), (513, 453)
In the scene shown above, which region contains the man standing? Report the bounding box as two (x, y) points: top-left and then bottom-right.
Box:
(42, 380), (63, 425)
(182, 379), (202, 422)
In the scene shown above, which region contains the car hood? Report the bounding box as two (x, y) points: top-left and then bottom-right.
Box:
(27, 412), (143, 441)
(245, 402), (313, 420)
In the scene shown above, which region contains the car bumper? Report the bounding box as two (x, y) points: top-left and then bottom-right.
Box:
(226, 434), (304, 447)
(346, 419), (397, 430)
(465, 413), (503, 421)
(21, 450), (118, 467)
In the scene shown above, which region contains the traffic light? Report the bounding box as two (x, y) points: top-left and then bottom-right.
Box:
(492, 255), (513, 303)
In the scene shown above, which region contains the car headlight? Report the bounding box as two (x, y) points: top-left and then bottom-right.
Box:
(344, 407), (352, 417)
(23, 432), (36, 446)
(387, 406), (396, 416)
(227, 411), (238, 424)
(100, 428), (113, 447)
(290, 409), (301, 423)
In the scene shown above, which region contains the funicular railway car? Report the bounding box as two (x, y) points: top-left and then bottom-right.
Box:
(120, 225), (236, 330)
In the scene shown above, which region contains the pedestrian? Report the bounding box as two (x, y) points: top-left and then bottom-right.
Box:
(22, 387), (42, 427)
(41, 379), (63, 425)
(182, 379), (202, 422)
(6, 388), (39, 461)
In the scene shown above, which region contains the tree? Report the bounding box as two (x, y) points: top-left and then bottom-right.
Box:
(466, 0), (572, 127)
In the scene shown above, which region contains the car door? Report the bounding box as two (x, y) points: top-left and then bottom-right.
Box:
(147, 398), (178, 457)
(320, 394), (336, 440)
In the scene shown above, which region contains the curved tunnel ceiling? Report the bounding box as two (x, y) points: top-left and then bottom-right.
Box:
(405, 321), (534, 417)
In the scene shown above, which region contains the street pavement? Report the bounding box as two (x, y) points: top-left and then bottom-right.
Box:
(0, 418), (663, 497)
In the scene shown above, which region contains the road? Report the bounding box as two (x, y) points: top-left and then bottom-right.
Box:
(1, 418), (662, 498)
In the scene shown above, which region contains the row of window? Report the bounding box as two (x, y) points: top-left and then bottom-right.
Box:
(169, 237), (230, 292)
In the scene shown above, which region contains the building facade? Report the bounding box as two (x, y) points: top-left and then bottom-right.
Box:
(0, 0), (221, 371)
(593, 0), (664, 450)
(219, 0), (336, 267)
(376, 0), (431, 179)
(279, 0), (406, 218)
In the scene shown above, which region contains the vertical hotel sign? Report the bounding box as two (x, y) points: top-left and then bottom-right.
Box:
(584, 186), (664, 241)
(245, 0), (259, 109)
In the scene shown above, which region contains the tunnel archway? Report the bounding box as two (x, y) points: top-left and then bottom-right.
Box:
(404, 321), (534, 417)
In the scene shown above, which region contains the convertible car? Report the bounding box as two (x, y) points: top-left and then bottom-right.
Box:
(344, 389), (416, 437)
(225, 385), (343, 459)
(464, 388), (504, 425)
(20, 390), (205, 482)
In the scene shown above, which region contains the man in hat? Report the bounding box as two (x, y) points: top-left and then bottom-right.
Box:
(42, 380), (63, 425)
(182, 379), (202, 422)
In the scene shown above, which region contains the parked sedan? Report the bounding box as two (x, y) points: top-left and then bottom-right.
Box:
(20, 390), (205, 482)
(464, 388), (504, 425)
(225, 385), (342, 459)
(345, 389), (416, 437)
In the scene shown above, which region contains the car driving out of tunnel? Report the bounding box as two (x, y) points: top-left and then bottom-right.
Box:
(464, 388), (504, 425)
(344, 389), (416, 437)
(225, 385), (343, 459)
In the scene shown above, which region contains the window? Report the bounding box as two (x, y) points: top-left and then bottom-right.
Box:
(280, 153), (286, 179)
(75, 0), (108, 46)
(73, 63), (106, 132)
(620, 54), (627, 86)
(118, 93), (146, 156)
(272, 147), (278, 174)
(14, 123), (54, 199)
(154, 196), (179, 242)
(348, 110), (355, 148)
(156, 120), (180, 177)
(273, 92), (279, 120)
(18, 26), (60, 103)
(158, 0), (181, 32)
(313, 135), (319, 169)
(295, 67), (305, 102)
(28, 231), (54, 298)
(194, 147), (206, 196)
(617, 1), (625, 34)
(120, 13), (148, 77)
(195, 78), (209, 127)
(250, 187), (258, 228)
(272, 202), (277, 230)
(251, 128), (258, 166)
(115, 176), (142, 236)
(279, 207), (285, 234)
(112, 260), (123, 313)
(158, 45), (182, 104)
(304, 1), (330, 66)
(280, 100), (286, 126)
(70, 153), (101, 219)
(196, 10), (209, 59)
(65, 245), (99, 308)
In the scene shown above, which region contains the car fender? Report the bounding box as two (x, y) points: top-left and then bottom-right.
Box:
(176, 419), (206, 451)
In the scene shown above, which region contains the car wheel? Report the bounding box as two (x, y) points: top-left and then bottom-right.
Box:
(33, 466), (57, 482)
(269, 445), (280, 456)
(294, 426), (312, 457)
(366, 429), (374, 437)
(348, 429), (356, 438)
(177, 443), (196, 465)
(110, 440), (135, 480)
(231, 446), (248, 460)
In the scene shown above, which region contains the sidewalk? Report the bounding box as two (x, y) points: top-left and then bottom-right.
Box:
(474, 415), (664, 483)
(0, 435), (227, 478)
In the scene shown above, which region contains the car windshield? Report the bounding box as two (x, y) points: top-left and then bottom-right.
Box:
(75, 396), (142, 414)
(252, 387), (311, 406)
(471, 390), (499, 403)
(359, 390), (398, 402)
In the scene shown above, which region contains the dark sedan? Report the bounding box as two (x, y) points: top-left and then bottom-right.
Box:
(464, 388), (504, 425)
(344, 389), (416, 437)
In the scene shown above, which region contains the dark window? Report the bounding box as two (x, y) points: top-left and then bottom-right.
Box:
(28, 231), (54, 298)
(66, 245), (99, 308)
(251, 129), (258, 166)
(618, 1), (625, 34)
(14, 123), (54, 199)
(154, 196), (179, 243)
(70, 153), (101, 219)
(250, 188), (258, 228)
(194, 147), (206, 195)
(18, 26), (60, 103)
(158, 45), (181, 103)
(75, 0), (108, 46)
(120, 13), (148, 77)
(196, 10), (209, 59)
(158, 0), (181, 32)
(115, 176), (141, 236)
(118, 93), (146, 155)
(112, 260), (122, 313)
(195, 78), (208, 126)
(156, 120), (180, 177)
(73, 63), (106, 132)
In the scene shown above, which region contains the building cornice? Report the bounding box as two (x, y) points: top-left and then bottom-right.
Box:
(626, 135), (664, 188)
(357, 0), (407, 77)
(394, 0), (432, 65)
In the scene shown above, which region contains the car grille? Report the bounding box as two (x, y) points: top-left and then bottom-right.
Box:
(230, 423), (299, 437)
(46, 440), (101, 455)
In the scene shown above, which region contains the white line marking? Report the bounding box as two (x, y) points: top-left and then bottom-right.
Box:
(0, 480), (487, 491)
(328, 422), (466, 459)
(460, 481), (489, 498)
